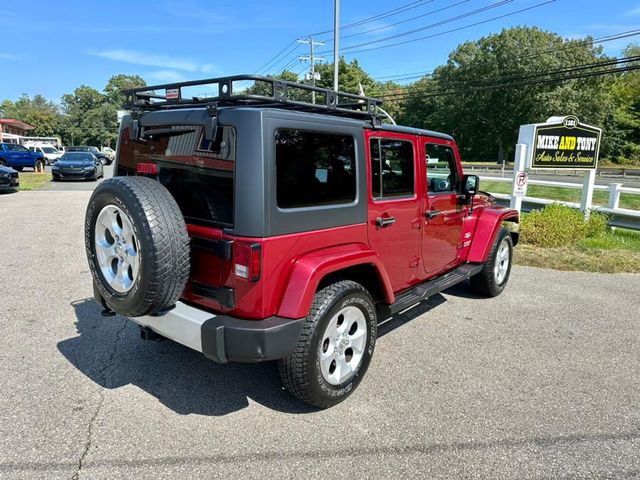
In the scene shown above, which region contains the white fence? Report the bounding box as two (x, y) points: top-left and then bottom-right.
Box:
(480, 176), (640, 230)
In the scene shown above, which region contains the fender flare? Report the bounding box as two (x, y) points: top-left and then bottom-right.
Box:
(276, 243), (394, 319)
(467, 207), (519, 263)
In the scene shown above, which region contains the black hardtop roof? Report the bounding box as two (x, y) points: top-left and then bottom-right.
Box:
(132, 105), (454, 142)
(375, 123), (454, 141)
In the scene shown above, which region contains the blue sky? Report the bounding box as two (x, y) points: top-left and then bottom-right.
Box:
(1, 0), (639, 103)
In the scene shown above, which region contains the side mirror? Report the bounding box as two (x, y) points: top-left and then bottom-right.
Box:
(462, 174), (479, 196)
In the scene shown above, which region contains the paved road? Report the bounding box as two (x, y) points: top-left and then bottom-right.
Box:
(0, 190), (638, 479)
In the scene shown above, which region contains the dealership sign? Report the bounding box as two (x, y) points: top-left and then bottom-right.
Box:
(517, 116), (602, 170)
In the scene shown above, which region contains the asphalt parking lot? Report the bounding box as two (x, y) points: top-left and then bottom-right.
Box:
(0, 189), (638, 479)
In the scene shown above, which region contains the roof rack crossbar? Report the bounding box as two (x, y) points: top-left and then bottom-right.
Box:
(123, 74), (383, 121)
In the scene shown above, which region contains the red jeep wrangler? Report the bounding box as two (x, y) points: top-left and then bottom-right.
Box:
(85, 76), (518, 408)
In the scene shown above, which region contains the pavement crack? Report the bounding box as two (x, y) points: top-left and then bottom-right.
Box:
(71, 318), (127, 480)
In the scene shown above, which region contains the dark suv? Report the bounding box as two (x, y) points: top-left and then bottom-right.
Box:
(85, 75), (518, 408)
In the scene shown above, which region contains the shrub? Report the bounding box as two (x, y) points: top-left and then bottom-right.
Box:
(585, 210), (609, 238)
(520, 204), (607, 247)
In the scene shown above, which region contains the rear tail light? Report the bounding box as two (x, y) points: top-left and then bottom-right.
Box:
(233, 242), (261, 282)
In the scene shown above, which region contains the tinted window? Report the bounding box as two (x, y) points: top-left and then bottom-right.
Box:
(60, 153), (93, 162)
(425, 143), (459, 193)
(7, 144), (28, 152)
(118, 125), (236, 227)
(370, 138), (414, 198)
(276, 129), (356, 209)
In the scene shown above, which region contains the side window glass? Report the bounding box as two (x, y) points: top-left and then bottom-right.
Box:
(370, 138), (414, 199)
(275, 129), (356, 209)
(425, 143), (459, 194)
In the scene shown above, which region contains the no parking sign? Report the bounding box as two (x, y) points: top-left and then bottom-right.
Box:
(513, 171), (528, 197)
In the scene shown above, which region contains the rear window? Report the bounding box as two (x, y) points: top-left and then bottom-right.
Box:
(118, 125), (236, 227)
(275, 129), (356, 209)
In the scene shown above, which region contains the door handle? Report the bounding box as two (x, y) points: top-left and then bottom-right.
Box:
(426, 209), (441, 219)
(376, 216), (396, 227)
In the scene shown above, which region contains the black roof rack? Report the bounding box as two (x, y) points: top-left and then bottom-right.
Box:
(123, 74), (383, 121)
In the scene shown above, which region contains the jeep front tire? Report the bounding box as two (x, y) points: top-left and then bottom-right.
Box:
(278, 280), (377, 408)
(85, 176), (190, 317)
(470, 227), (513, 297)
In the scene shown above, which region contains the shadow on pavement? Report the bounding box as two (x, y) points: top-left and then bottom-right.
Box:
(58, 299), (318, 416)
(377, 293), (447, 337)
(442, 280), (487, 300)
(59, 292), (452, 417)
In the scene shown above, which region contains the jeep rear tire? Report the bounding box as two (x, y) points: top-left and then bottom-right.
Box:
(278, 280), (377, 408)
(470, 227), (513, 297)
(85, 176), (190, 317)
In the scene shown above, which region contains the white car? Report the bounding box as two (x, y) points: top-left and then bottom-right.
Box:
(27, 144), (63, 165)
(101, 147), (116, 160)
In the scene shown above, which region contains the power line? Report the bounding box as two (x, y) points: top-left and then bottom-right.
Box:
(336, 0), (555, 56)
(316, 0), (516, 55)
(253, 0), (441, 73)
(366, 30), (640, 90)
(259, 43), (304, 75)
(341, 0), (470, 40)
(376, 57), (640, 101)
(376, 57), (636, 99)
(309, 0), (436, 37)
(254, 40), (299, 75)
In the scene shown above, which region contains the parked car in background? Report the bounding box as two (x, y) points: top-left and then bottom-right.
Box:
(52, 152), (104, 181)
(0, 165), (19, 190)
(0, 142), (45, 171)
(101, 147), (116, 161)
(66, 146), (112, 165)
(26, 143), (63, 165)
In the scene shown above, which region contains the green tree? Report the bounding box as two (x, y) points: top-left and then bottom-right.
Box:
(104, 74), (146, 107)
(244, 70), (302, 98)
(606, 45), (640, 164)
(398, 27), (613, 162)
(61, 86), (113, 146)
(315, 57), (377, 94)
(0, 94), (63, 136)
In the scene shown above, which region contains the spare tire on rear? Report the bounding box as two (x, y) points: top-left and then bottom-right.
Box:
(85, 176), (190, 317)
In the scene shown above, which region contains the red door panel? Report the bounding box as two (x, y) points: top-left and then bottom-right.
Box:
(421, 138), (466, 278)
(365, 130), (422, 291)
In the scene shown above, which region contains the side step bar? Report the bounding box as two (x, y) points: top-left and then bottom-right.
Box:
(380, 263), (484, 318)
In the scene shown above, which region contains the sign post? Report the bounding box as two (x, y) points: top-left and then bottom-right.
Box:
(514, 116), (602, 218)
(510, 144), (528, 212)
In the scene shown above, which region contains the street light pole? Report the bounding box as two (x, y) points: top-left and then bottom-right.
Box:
(333, 0), (339, 91)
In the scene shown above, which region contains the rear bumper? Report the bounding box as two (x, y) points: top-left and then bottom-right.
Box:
(124, 301), (303, 363)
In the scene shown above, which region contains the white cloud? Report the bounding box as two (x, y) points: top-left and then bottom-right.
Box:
(85, 49), (214, 73)
(147, 70), (189, 83)
(626, 6), (640, 16)
(0, 53), (13, 59)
